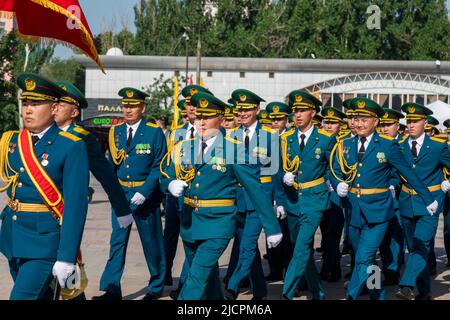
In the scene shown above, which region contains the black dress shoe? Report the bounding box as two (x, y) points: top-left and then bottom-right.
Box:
(282, 294), (290, 300)
(224, 289), (237, 300)
(415, 293), (433, 300)
(341, 246), (351, 255)
(142, 292), (162, 300)
(170, 284), (183, 300)
(383, 271), (399, 286)
(315, 247), (323, 253)
(265, 272), (283, 281)
(395, 287), (414, 300)
(92, 291), (122, 300)
(165, 274), (173, 286)
(251, 296), (266, 301)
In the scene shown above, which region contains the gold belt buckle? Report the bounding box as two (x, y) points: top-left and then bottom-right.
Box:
(193, 199), (199, 208)
(356, 188), (361, 196)
(11, 199), (19, 211)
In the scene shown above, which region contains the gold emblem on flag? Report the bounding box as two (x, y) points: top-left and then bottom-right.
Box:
(25, 79), (36, 91)
(199, 99), (209, 108)
(357, 100), (365, 109)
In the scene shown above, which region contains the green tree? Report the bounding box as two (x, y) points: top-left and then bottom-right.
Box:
(41, 58), (85, 92)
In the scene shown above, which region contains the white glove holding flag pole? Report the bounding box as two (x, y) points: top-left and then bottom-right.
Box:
(267, 233), (283, 248)
(130, 192), (146, 206)
(168, 180), (188, 197)
(283, 172), (295, 186)
(275, 206), (287, 220)
(441, 180), (450, 193)
(52, 261), (76, 288)
(337, 182), (349, 197)
(426, 200), (438, 216)
(117, 214), (134, 229)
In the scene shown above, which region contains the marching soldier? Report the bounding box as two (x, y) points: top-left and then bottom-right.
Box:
(279, 90), (336, 300)
(160, 92), (282, 300)
(442, 119), (450, 267)
(224, 89), (283, 300)
(329, 98), (437, 300)
(395, 103), (450, 300)
(0, 73), (89, 299)
(264, 102), (294, 281)
(164, 85), (214, 298)
(93, 87), (167, 300)
(222, 104), (237, 130)
(425, 116), (440, 137)
(54, 81), (132, 228)
(319, 107), (346, 282)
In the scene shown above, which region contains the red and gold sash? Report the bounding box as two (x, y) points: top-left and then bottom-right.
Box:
(18, 129), (64, 222)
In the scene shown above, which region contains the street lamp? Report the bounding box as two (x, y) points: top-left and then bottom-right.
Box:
(181, 26), (191, 86)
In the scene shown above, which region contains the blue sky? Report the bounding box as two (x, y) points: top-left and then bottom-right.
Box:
(54, 0), (450, 59)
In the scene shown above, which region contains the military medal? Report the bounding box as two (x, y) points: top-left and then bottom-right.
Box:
(315, 148), (321, 160)
(41, 154), (49, 167)
(8, 142), (16, 154)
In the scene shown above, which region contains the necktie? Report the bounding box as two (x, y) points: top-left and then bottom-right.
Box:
(31, 135), (40, 146)
(411, 141), (418, 159)
(201, 140), (208, 161)
(190, 127), (195, 139)
(299, 134), (306, 152)
(358, 137), (367, 162)
(126, 127), (133, 148)
(244, 128), (250, 149)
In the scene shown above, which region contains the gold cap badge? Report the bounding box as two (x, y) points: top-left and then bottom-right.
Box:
(295, 95), (303, 103)
(199, 98), (209, 108)
(190, 88), (198, 96)
(25, 78), (36, 91)
(357, 100), (365, 109)
(327, 109), (334, 117)
(239, 94), (247, 102)
(408, 106), (416, 114)
(126, 90), (134, 98)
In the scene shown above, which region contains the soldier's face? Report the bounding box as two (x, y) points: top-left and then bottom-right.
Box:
(186, 103), (196, 122)
(347, 117), (357, 134)
(294, 109), (315, 129)
(122, 104), (145, 125)
(407, 119), (426, 139)
(234, 114), (242, 125)
(54, 102), (79, 127)
(197, 115), (223, 139)
(323, 121), (341, 134)
(380, 122), (399, 138)
(271, 117), (288, 134)
(222, 119), (236, 130)
(22, 99), (58, 133)
(240, 108), (258, 127)
(354, 116), (378, 137)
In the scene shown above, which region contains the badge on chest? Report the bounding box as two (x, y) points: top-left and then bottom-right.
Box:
(136, 144), (151, 155)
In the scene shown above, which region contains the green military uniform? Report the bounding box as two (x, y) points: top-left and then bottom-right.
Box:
(160, 92), (281, 300)
(0, 73), (89, 300)
(279, 90), (336, 300)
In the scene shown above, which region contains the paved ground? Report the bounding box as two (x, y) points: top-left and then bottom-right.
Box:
(1, 176), (450, 300)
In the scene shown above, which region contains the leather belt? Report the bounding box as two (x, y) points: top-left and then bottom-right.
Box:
(119, 179), (145, 188)
(401, 184), (441, 195)
(349, 187), (389, 196)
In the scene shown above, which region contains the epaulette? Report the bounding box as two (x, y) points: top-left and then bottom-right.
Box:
(447, 141), (450, 146)
(379, 134), (394, 141)
(261, 126), (276, 134)
(146, 122), (159, 128)
(59, 131), (82, 142)
(318, 128), (333, 137)
(398, 134), (409, 144)
(73, 126), (90, 136)
(281, 129), (295, 139)
(225, 136), (242, 144)
(430, 136), (446, 144)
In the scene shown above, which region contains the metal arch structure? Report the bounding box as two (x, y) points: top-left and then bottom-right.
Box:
(306, 72), (450, 96)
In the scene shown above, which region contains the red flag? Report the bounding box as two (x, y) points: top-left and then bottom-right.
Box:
(0, 0), (14, 12)
(3, 0), (103, 72)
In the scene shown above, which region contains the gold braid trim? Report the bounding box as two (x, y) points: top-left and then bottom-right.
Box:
(281, 135), (300, 173)
(0, 132), (19, 197)
(444, 167), (450, 180)
(108, 126), (126, 166)
(329, 139), (357, 184)
(160, 140), (195, 184)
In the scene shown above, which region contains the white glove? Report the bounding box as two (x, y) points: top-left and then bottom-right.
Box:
(441, 181), (450, 193)
(168, 180), (188, 197)
(117, 213), (133, 228)
(283, 172), (295, 186)
(275, 206), (287, 220)
(130, 192), (146, 206)
(326, 180), (334, 192)
(426, 200), (438, 216)
(337, 182), (349, 198)
(389, 185), (396, 198)
(52, 261), (76, 288)
(267, 233), (283, 248)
